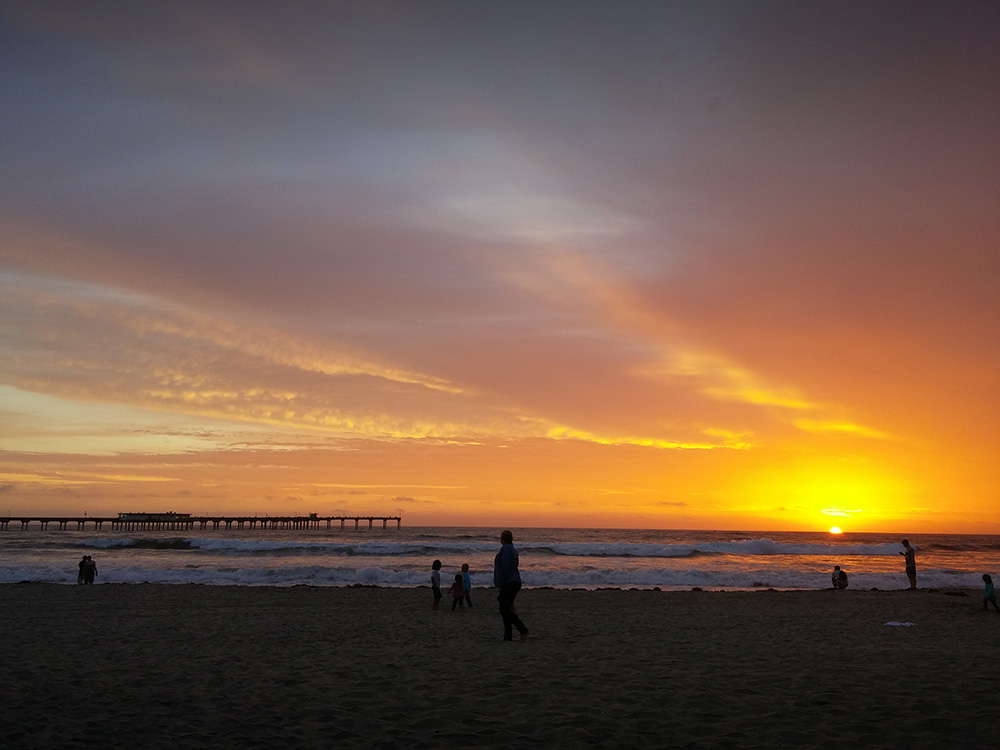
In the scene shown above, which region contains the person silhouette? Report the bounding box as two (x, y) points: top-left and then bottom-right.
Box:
(494, 530), (528, 641)
(831, 565), (849, 589)
(983, 574), (999, 612)
(81, 555), (98, 584)
(450, 572), (466, 611)
(900, 540), (917, 590)
(461, 563), (473, 608)
(430, 559), (442, 610)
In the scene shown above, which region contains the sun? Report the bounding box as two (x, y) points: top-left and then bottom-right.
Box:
(829, 526), (842, 534)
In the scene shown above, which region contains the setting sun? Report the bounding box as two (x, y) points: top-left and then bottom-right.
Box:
(829, 527), (842, 534)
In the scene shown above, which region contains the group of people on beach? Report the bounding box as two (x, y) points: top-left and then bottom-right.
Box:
(830, 539), (998, 611)
(831, 539), (918, 591)
(77, 555), (98, 584)
(72, 532), (997, 617)
(431, 529), (530, 641)
(431, 560), (473, 611)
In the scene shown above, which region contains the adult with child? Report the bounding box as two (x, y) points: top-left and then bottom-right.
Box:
(494, 529), (529, 641)
(80, 555), (98, 584)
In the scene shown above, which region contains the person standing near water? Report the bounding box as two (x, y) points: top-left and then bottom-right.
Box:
(494, 530), (529, 641)
(79, 555), (98, 584)
(461, 562), (473, 608)
(450, 572), (466, 611)
(430, 559), (443, 610)
(900, 539), (917, 590)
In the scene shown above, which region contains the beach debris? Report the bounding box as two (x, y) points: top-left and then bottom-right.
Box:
(883, 621), (915, 627)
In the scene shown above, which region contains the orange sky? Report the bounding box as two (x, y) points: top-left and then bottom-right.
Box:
(1, 2), (998, 532)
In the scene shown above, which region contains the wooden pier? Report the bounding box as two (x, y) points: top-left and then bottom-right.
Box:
(0, 515), (402, 532)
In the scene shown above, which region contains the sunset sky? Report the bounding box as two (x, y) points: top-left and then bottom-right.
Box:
(2, 1), (997, 532)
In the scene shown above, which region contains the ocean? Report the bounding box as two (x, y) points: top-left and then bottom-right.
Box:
(3, 526), (999, 591)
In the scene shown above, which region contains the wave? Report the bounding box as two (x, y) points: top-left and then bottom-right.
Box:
(87, 538), (194, 550)
(526, 538), (906, 559)
(79, 537), (455, 556)
(75, 536), (908, 559)
(925, 541), (1000, 552)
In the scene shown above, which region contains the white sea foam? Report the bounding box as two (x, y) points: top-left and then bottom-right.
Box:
(0, 562), (989, 591)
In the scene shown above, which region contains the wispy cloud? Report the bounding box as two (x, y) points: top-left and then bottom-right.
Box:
(1, 2), (997, 529)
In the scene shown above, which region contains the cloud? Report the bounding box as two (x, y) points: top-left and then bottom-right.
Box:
(794, 421), (892, 441)
(1, 2), (997, 528)
(2, 269), (832, 450)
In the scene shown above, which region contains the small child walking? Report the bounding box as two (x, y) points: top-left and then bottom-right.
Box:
(983, 574), (999, 612)
(450, 572), (466, 610)
(461, 562), (473, 608)
(431, 559), (442, 610)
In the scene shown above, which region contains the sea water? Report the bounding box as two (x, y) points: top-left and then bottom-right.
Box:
(1, 527), (998, 591)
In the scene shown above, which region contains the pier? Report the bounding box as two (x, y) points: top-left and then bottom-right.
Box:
(0, 515), (402, 532)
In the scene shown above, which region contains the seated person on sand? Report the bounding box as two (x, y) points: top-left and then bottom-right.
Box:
(832, 565), (848, 589)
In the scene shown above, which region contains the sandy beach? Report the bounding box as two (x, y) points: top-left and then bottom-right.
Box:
(2, 584), (996, 749)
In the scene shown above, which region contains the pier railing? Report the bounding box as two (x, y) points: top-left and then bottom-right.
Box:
(0, 515), (402, 532)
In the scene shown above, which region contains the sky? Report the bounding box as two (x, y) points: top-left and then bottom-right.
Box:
(1, 1), (998, 532)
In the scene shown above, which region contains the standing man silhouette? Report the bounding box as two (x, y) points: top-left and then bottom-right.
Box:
(900, 539), (917, 590)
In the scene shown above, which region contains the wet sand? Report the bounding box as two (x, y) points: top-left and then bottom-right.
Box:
(2, 584), (996, 748)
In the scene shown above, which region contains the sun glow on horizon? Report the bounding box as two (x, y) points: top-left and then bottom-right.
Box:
(729, 457), (926, 532)
(829, 526), (842, 534)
